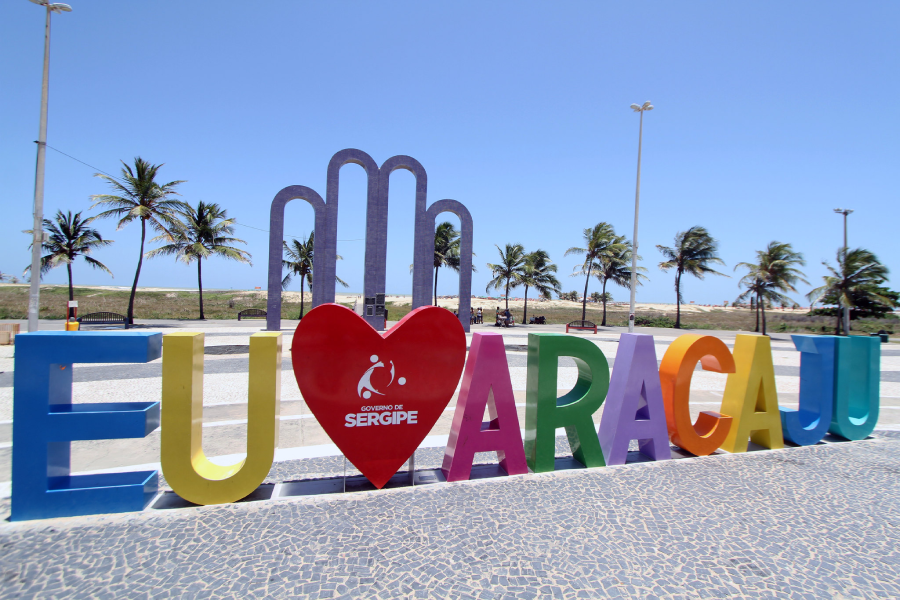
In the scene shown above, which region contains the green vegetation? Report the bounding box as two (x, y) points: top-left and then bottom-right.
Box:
(486, 243), (526, 310)
(282, 232), (348, 319)
(565, 222), (624, 323)
(90, 157), (189, 324)
(146, 201), (251, 319)
(735, 241), (808, 335)
(431, 221), (477, 306)
(0, 285), (349, 321)
(24, 210), (114, 303)
(807, 248), (895, 335)
(592, 230), (645, 326)
(520, 250), (561, 324)
(657, 226), (727, 329)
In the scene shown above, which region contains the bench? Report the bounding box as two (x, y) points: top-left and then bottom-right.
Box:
(566, 320), (597, 334)
(238, 309), (267, 321)
(77, 312), (128, 328)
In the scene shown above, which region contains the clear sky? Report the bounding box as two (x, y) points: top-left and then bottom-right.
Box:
(2, 1), (897, 306)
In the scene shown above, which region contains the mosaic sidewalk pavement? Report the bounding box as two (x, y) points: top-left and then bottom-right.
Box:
(2, 433), (900, 599)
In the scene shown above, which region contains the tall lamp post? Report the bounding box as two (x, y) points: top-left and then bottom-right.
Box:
(628, 101), (653, 333)
(834, 207), (853, 336)
(26, 0), (72, 332)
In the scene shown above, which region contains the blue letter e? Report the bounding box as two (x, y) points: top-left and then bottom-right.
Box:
(12, 331), (162, 521)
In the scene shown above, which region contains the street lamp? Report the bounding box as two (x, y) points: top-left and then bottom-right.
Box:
(26, 0), (72, 332)
(834, 207), (853, 335)
(628, 101), (653, 333)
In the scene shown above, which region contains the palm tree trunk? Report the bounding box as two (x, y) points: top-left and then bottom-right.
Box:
(197, 259), (205, 320)
(581, 265), (591, 322)
(674, 271), (682, 329)
(434, 266), (439, 306)
(66, 262), (74, 319)
(522, 286), (529, 324)
(299, 276), (306, 319)
(126, 219), (146, 326)
(505, 279), (510, 310)
(835, 298), (842, 335)
(761, 297), (767, 335)
(601, 278), (608, 326)
(754, 293), (760, 332)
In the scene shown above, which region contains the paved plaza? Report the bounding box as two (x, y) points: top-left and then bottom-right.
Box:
(1, 321), (899, 598)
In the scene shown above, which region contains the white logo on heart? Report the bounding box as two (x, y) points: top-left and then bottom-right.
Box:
(357, 354), (407, 399)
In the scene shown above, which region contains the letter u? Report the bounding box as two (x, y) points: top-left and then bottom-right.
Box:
(161, 332), (281, 505)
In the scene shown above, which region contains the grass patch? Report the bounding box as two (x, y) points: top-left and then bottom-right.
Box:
(0, 285), (347, 321)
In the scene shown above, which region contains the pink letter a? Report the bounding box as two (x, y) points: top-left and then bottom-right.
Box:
(442, 333), (528, 481)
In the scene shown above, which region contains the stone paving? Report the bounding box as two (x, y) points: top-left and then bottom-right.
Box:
(1, 433), (899, 598)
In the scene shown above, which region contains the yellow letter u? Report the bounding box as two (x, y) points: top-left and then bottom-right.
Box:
(161, 332), (281, 505)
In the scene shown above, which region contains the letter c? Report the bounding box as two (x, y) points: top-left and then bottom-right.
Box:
(659, 334), (734, 456)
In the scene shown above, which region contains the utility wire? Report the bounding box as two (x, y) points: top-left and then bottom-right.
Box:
(41, 142), (364, 242)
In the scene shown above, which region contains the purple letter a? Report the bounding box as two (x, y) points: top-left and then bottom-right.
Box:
(442, 333), (528, 481)
(598, 333), (672, 465)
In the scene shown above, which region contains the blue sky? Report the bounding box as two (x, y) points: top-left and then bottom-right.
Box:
(2, 1), (897, 306)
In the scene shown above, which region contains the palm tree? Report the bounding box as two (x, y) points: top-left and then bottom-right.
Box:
(281, 232), (349, 319)
(565, 223), (621, 323)
(736, 271), (766, 332)
(145, 202), (251, 319)
(486, 243), (526, 310)
(24, 210), (114, 312)
(593, 237), (646, 326)
(807, 248), (892, 335)
(520, 250), (561, 324)
(432, 221), (478, 306)
(656, 226), (727, 329)
(735, 241), (808, 335)
(90, 158), (187, 324)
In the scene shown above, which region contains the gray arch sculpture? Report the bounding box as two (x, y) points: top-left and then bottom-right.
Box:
(424, 199), (474, 332)
(328, 149), (380, 327)
(266, 185), (327, 332)
(266, 149), (473, 333)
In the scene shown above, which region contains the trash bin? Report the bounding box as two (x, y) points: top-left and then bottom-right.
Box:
(65, 320), (80, 331)
(870, 332), (889, 343)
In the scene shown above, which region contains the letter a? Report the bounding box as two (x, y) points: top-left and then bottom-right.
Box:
(599, 334), (671, 465)
(442, 333), (527, 481)
(162, 332), (281, 505)
(524, 333), (608, 473)
(720, 335), (784, 453)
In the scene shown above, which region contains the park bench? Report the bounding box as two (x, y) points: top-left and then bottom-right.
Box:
(566, 320), (597, 334)
(237, 309), (267, 321)
(77, 312), (128, 328)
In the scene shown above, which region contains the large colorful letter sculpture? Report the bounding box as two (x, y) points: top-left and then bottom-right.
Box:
(161, 332), (282, 505)
(599, 334), (672, 464)
(830, 335), (880, 440)
(12, 332), (162, 521)
(659, 334), (734, 456)
(524, 333), (608, 472)
(720, 335), (784, 453)
(780, 336), (836, 446)
(442, 333), (528, 481)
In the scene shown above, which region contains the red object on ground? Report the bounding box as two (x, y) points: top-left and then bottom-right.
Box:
(292, 304), (466, 488)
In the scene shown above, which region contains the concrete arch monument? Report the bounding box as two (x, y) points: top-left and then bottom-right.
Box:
(266, 149), (474, 332)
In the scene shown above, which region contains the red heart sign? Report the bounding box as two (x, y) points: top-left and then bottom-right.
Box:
(291, 304), (466, 488)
